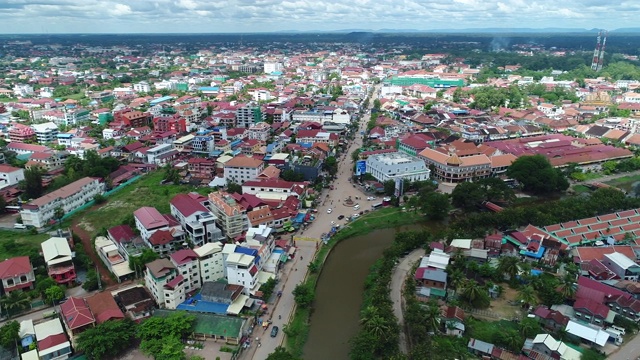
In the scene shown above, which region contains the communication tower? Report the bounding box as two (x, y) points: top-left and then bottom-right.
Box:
(591, 30), (608, 72)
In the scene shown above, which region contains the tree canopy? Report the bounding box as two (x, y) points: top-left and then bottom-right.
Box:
(76, 318), (137, 359)
(138, 312), (196, 360)
(506, 155), (569, 195)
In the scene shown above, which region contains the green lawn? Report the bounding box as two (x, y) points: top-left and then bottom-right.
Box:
(572, 184), (592, 194)
(467, 318), (519, 344)
(0, 229), (50, 259)
(67, 171), (212, 237)
(605, 174), (640, 187)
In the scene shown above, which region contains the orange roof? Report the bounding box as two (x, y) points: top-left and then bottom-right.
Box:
(225, 155), (264, 168)
(491, 154), (517, 168)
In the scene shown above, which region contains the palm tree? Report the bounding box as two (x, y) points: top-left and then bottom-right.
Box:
(558, 275), (576, 300)
(363, 315), (390, 339)
(424, 301), (441, 333)
(448, 269), (465, 290)
(460, 280), (483, 305)
(517, 285), (537, 308)
(502, 329), (523, 352)
(1, 291), (30, 317)
(498, 256), (519, 281)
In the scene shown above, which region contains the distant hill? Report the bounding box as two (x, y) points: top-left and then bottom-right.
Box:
(275, 27), (640, 34)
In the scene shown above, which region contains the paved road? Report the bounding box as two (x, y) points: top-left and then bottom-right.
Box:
(390, 249), (424, 354)
(245, 86), (381, 359)
(609, 333), (640, 360)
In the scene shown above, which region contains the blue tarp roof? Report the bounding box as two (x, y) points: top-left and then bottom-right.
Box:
(199, 87), (220, 92)
(520, 246), (546, 259)
(299, 142), (313, 148)
(150, 96), (174, 106)
(294, 213), (306, 223)
(176, 293), (228, 314)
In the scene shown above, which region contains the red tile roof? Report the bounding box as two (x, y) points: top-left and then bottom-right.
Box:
(170, 249), (198, 265)
(38, 333), (68, 351)
(165, 275), (184, 290)
(85, 291), (124, 324)
(107, 225), (136, 243)
(60, 297), (95, 330)
(133, 207), (168, 230)
(148, 230), (175, 246)
(170, 193), (208, 217)
(574, 298), (610, 318)
(0, 256), (31, 279)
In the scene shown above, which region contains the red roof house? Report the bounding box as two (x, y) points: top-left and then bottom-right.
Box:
(60, 297), (96, 334)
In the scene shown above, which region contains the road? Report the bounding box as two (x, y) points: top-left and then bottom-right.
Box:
(390, 249), (424, 354)
(246, 85), (380, 359)
(609, 333), (640, 360)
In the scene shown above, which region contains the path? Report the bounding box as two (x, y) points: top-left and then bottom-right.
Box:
(245, 85), (381, 359)
(390, 249), (424, 354)
(70, 210), (117, 287)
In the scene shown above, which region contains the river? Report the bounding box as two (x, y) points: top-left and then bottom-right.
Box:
(303, 225), (425, 360)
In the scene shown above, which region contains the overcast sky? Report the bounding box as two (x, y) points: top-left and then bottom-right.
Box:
(0, 0), (637, 34)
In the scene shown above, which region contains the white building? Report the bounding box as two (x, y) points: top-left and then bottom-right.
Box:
(94, 236), (134, 283)
(208, 191), (249, 240)
(223, 155), (265, 184)
(235, 104), (265, 128)
(169, 249), (201, 293)
(365, 152), (431, 183)
(13, 84), (34, 97)
(20, 177), (105, 228)
(0, 164), (24, 190)
(223, 247), (258, 295)
(146, 143), (176, 165)
(194, 242), (225, 283)
(102, 128), (123, 140)
(31, 122), (59, 144)
(623, 92), (640, 103)
(134, 81), (151, 93)
(33, 318), (72, 360)
(133, 207), (169, 241)
(264, 62), (283, 74)
(602, 252), (640, 281)
(170, 193), (223, 246)
(145, 258), (185, 309)
(247, 122), (270, 142)
(242, 179), (306, 201)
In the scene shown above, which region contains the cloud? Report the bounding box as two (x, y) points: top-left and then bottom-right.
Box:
(0, 0), (637, 33)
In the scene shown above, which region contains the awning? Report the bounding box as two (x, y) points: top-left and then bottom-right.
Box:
(112, 261), (134, 278)
(288, 247), (296, 255)
(227, 294), (250, 315)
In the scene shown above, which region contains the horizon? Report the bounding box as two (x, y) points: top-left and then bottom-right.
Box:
(1, 0), (638, 34)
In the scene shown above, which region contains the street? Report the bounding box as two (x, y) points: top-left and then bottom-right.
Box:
(245, 86), (380, 359)
(390, 249), (424, 354)
(608, 334), (640, 360)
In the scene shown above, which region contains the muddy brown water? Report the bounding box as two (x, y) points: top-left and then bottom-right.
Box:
(303, 225), (427, 360)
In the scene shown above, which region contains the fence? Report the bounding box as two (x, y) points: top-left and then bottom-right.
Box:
(464, 307), (501, 319)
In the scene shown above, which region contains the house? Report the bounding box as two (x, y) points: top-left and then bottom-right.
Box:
(31, 122), (59, 144)
(133, 206), (169, 241)
(442, 306), (465, 337)
(188, 158), (217, 179)
(573, 298), (613, 326)
(145, 258), (185, 309)
(602, 252), (640, 281)
(194, 242), (226, 283)
(20, 177), (105, 228)
(147, 229), (185, 256)
(223, 155), (265, 184)
(532, 306), (570, 331)
(169, 249), (201, 293)
(415, 267), (447, 299)
(242, 179), (307, 201)
(60, 297), (95, 335)
(208, 191), (249, 240)
(107, 224), (145, 261)
(524, 334), (582, 360)
(564, 320), (609, 347)
(170, 193), (223, 247)
(41, 237), (76, 285)
(112, 285), (155, 321)
(0, 165), (25, 190)
(222, 245), (260, 295)
(0, 256), (35, 293)
(85, 291), (125, 324)
(94, 236), (134, 283)
(34, 319), (72, 360)
(19, 319), (35, 353)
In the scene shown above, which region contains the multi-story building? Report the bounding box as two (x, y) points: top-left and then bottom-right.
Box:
(208, 191), (248, 240)
(8, 123), (36, 143)
(153, 114), (187, 134)
(191, 133), (216, 155)
(145, 258), (185, 309)
(170, 193), (223, 247)
(62, 108), (90, 126)
(264, 62), (283, 74)
(146, 143), (177, 165)
(194, 242), (225, 283)
(133, 206), (170, 241)
(0, 164), (24, 190)
(295, 129), (339, 146)
(247, 122), (271, 142)
(223, 155), (265, 184)
(95, 236), (134, 283)
(21, 177), (105, 228)
(242, 179), (306, 201)
(418, 146), (491, 183)
(41, 237), (76, 285)
(119, 111), (152, 128)
(365, 152), (431, 183)
(222, 246), (259, 295)
(31, 122), (59, 144)
(188, 158), (216, 179)
(133, 81), (151, 93)
(602, 252), (640, 281)
(235, 104), (265, 128)
(0, 256), (35, 293)
(169, 249), (201, 293)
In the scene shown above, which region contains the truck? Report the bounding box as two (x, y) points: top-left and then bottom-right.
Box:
(604, 327), (624, 345)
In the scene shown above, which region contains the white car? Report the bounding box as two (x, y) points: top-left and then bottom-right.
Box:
(354, 204), (360, 210)
(327, 208), (332, 214)
(352, 213), (360, 219)
(367, 196), (376, 201)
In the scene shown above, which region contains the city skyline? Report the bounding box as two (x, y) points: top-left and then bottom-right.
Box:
(1, 0), (639, 34)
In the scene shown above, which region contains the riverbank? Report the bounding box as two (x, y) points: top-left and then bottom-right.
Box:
(284, 207), (423, 357)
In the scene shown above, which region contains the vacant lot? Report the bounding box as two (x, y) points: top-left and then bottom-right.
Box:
(69, 171), (212, 238)
(0, 228), (51, 259)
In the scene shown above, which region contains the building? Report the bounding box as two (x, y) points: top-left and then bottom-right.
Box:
(146, 143), (178, 165)
(415, 267), (447, 299)
(235, 104), (265, 128)
(419, 147), (491, 183)
(223, 155), (265, 184)
(94, 236), (134, 283)
(0, 164), (24, 190)
(41, 237), (76, 285)
(223, 249), (259, 295)
(170, 193), (223, 247)
(365, 152), (431, 183)
(8, 123), (36, 143)
(524, 334), (582, 360)
(145, 258), (185, 309)
(242, 179), (306, 201)
(34, 318), (72, 360)
(264, 62), (283, 74)
(153, 114), (187, 134)
(0, 256), (35, 293)
(169, 249), (201, 293)
(112, 285), (155, 321)
(247, 122), (271, 142)
(602, 252), (640, 281)
(208, 191), (248, 240)
(59, 297), (95, 335)
(194, 242), (225, 283)
(31, 122), (59, 144)
(133, 206), (169, 241)
(20, 177), (105, 228)
(85, 291), (125, 324)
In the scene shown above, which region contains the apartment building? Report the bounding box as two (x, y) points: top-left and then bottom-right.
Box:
(222, 247), (259, 295)
(235, 104), (265, 128)
(419, 147), (492, 183)
(8, 123), (36, 143)
(133, 206), (170, 241)
(247, 122), (271, 142)
(145, 259), (185, 309)
(146, 143), (178, 165)
(194, 242), (225, 283)
(170, 193), (224, 247)
(21, 177), (105, 228)
(365, 152), (431, 183)
(208, 191), (248, 240)
(242, 179), (306, 201)
(0, 164), (25, 190)
(31, 122), (59, 144)
(223, 155), (265, 184)
(169, 249), (201, 293)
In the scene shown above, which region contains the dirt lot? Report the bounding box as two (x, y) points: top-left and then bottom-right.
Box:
(121, 339), (234, 360)
(472, 285), (525, 321)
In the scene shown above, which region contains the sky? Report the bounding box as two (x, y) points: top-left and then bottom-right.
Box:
(0, 0), (639, 34)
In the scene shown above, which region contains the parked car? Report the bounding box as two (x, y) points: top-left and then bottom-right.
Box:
(327, 208), (332, 214)
(352, 214), (360, 219)
(354, 204), (360, 210)
(338, 215), (345, 220)
(271, 326), (279, 337)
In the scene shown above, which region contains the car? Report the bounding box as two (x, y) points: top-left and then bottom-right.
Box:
(367, 196), (376, 201)
(327, 208), (332, 214)
(271, 326), (279, 337)
(352, 213), (360, 219)
(13, 223), (26, 229)
(338, 215), (345, 220)
(354, 204), (360, 210)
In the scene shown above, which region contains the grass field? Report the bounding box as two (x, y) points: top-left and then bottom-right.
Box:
(67, 170), (212, 237)
(285, 207), (424, 356)
(605, 174), (640, 192)
(0, 229), (50, 259)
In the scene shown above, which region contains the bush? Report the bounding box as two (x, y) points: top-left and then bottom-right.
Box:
(93, 194), (106, 204)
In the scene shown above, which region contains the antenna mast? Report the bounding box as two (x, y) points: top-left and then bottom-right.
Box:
(596, 31), (608, 71)
(590, 31), (602, 71)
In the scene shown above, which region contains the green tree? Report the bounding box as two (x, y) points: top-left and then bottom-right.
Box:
(0, 321), (20, 350)
(517, 285), (537, 307)
(45, 285), (65, 305)
(35, 277), (57, 297)
(266, 346), (301, 360)
(422, 192), (451, 220)
(129, 248), (159, 272)
(53, 206), (65, 225)
(0, 195), (6, 214)
(281, 169), (304, 182)
(498, 256), (520, 281)
(82, 270), (100, 291)
(0, 292), (30, 317)
(76, 318), (137, 359)
(23, 168), (44, 199)
(507, 155), (569, 195)
(138, 312), (196, 360)
(383, 180), (395, 196)
(259, 277), (277, 301)
(292, 283), (314, 308)
(451, 182), (484, 211)
(323, 156), (338, 176)
(423, 300), (442, 333)
(580, 348), (606, 360)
